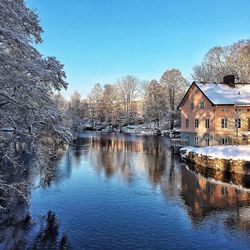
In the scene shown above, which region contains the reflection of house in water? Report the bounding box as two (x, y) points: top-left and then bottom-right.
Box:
(180, 165), (250, 236)
(70, 133), (250, 236)
(181, 166), (250, 220)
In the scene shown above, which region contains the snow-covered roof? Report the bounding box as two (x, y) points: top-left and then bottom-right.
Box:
(195, 82), (250, 105)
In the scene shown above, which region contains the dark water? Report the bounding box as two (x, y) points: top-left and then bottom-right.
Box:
(22, 133), (250, 249)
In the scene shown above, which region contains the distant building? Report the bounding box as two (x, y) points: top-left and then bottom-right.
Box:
(178, 75), (250, 146)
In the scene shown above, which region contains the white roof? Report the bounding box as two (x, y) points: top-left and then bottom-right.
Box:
(195, 82), (250, 105)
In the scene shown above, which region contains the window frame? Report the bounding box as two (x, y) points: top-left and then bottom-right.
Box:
(222, 137), (229, 145)
(200, 102), (205, 109)
(205, 118), (210, 128)
(194, 118), (199, 128)
(235, 118), (241, 128)
(194, 136), (199, 146)
(221, 118), (228, 128)
(190, 102), (194, 111)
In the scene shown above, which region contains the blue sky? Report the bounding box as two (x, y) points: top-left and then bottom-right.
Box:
(27, 0), (250, 98)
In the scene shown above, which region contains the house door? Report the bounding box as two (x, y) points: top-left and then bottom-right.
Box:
(248, 118), (250, 131)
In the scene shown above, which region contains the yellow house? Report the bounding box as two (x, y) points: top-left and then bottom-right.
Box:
(178, 76), (250, 146)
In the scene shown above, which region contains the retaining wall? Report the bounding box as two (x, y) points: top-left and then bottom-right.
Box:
(182, 151), (250, 175)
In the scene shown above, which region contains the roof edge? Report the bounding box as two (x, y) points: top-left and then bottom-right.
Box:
(177, 82), (215, 110)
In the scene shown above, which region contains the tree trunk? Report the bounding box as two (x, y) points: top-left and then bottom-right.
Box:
(170, 113), (174, 130)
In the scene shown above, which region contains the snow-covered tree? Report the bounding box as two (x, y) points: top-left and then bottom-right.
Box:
(53, 92), (68, 115)
(143, 80), (167, 127)
(0, 0), (71, 170)
(160, 69), (188, 129)
(115, 75), (140, 122)
(192, 40), (250, 83)
(101, 84), (118, 124)
(88, 83), (105, 122)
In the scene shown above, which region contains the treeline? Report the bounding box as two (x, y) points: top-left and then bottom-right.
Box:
(54, 69), (188, 130)
(193, 40), (250, 83)
(55, 40), (250, 131)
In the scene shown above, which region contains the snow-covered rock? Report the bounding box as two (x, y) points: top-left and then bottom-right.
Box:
(180, 145), (250, 161)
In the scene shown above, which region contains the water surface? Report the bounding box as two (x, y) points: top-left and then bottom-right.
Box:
(28, 132), (250, 249)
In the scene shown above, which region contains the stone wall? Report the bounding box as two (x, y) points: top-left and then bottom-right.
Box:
(183, 151), (250, 175)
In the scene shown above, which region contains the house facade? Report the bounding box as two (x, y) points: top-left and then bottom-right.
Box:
(178, 76), (250, 146)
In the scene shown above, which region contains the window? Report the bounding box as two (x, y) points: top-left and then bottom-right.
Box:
(185, 119), (189, 128)
(205, 137), (210, 146)
(221, 118), (228, 128)
(200, 102), (205, 109)
(247, 109), (250, 112)
(206, 183), (212, 194)
(235, 118), (241, 128)
(194, 119), (199, 128)
(222, 138), (228, 145)
(221, 186), (228, 195)
(190, 103), (194, 110)
(205, 119), (210, 128)
(194, 137), (199, 146)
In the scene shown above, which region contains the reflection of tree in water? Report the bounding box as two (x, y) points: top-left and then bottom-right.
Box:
(32, 211), (71, 250)
(77, 135), (172, 183)
(70, 133), (250, 237)
(90, 137), (136, 180)
(0, 149), (32, 249)
(143, 139), (166, 185)
(72, 134), (183, 199)
(0, 149), (71, 250)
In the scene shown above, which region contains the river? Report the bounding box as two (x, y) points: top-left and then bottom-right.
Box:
(2, 132), (250, 249)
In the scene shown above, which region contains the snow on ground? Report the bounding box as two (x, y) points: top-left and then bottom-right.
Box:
(180, 145), (250, 161)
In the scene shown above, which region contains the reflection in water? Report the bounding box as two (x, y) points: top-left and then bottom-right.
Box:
(181, 166), (250, 218)
(187, 163), (250, 189)
(2, 132), (250, 249)
(181, 166), (250, 237)
(71, 134), (172, 183)
(32, 211), (70, 250)
(70, 133), (250, 238)
(0, 150), (71, 249)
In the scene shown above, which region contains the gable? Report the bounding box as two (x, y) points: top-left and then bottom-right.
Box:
(178, 82), (214, 110)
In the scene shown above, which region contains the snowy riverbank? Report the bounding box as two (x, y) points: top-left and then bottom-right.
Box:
(180, 145), (250, 161)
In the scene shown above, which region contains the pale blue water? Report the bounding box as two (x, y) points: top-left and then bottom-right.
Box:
(29, 132), (250, 249)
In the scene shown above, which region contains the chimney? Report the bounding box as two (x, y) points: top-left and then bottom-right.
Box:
(223, 75), (235, 87)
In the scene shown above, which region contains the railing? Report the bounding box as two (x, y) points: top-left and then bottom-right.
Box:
(171, 138), (189, 148)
